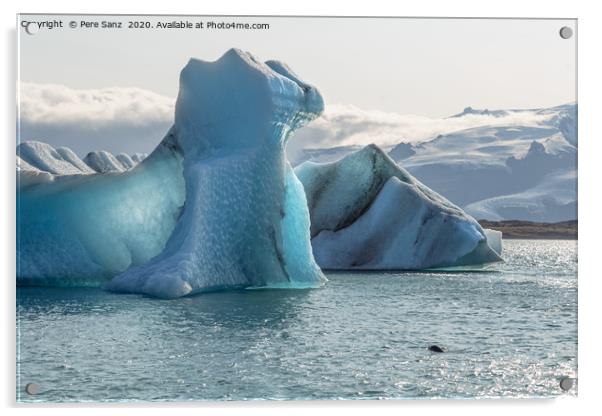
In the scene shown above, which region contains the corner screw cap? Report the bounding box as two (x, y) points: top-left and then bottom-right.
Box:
(559, 377), (574, 391)
(559, 26), (573, 39)
(25, 383), (39, 395)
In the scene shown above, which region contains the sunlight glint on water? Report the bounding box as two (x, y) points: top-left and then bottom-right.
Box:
(17, 239), (577, 402)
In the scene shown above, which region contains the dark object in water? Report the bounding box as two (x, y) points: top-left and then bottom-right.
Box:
(428, 345), (445, 353)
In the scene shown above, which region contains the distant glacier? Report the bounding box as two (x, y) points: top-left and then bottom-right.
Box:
(290, 103), (577, 222)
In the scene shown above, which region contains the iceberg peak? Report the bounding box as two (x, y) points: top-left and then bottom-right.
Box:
(174, 48), (323, 159)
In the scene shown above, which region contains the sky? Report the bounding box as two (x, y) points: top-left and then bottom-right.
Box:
(18, 15), (577, 155)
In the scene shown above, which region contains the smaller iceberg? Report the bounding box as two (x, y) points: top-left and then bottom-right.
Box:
(296, 145), (502, 270)
(16, 140), (142, 180)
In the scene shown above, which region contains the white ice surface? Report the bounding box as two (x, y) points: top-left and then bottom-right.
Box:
(55, 146), (95, 173)
(116, 153), (136, 170)
(16, 141), (145, 189)
(483, 229), (503, 256)
(464, 169), (576, 222)
(17, 141), (90, 175)
(16, 155), (37, 172)
(16, 155), (54, 188)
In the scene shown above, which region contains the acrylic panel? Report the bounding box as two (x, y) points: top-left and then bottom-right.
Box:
(16, 15), (577, 402)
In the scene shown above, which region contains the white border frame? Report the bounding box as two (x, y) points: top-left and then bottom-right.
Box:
(3, 1), (600, 415)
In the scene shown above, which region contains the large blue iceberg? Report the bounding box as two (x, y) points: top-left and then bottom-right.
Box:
(17, 49), (326, 297)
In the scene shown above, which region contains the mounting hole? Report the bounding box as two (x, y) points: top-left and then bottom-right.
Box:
(559, 26), (573, 39)
(559, 377), (574, 391)
(25, 383), (39, 395)
(24, 23), (39, 35)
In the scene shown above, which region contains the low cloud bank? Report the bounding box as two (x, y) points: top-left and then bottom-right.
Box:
(19, 82), (174, 155)
(19, 82), (558, 156)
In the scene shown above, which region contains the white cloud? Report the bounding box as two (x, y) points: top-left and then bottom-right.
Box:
(19, 82), (560, 157)
(289, 104), (557, 151)
(18, 82), (175, 155)
(20, 82), (174, 125)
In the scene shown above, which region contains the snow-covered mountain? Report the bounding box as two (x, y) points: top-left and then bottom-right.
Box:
(292, 103), (577, 222)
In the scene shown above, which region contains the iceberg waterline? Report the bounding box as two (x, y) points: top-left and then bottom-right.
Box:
(17, 48), (501, 297)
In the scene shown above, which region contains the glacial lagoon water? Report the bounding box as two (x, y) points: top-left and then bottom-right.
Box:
(16, 239), (577, 402)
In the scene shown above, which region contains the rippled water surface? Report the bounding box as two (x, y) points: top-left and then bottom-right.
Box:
(17, 240), (577, 402)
